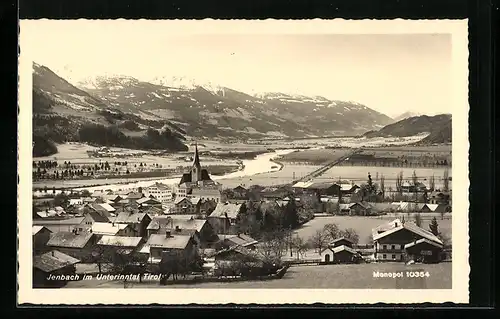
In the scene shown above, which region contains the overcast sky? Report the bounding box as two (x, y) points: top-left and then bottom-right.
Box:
(23, 22), (453, 117)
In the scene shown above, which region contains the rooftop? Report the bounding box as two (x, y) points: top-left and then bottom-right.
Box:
(47, 232), (94, 249)
(33, 250), (80, 273)
(145, 233), (192, 250)
(91, 222), (131, 235)
(208, 202), (242, 219)
(97, 235), (143, 247)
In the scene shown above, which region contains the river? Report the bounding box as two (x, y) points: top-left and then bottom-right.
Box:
(32, 149), (296, 196)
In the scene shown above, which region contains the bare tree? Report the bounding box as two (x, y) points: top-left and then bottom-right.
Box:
(429, 174), (436, 192)
(380, 174), (385, 200)
(396, 171), (403, 195)
(412, 170), (418, 202)
(414, 213), (423, 227)
(339, 228), (360, 244)
(308, 230), (329, 254)
(323, 223), (340, 241)
(290, 236), (308, 260)
(443, 169), (450, 192)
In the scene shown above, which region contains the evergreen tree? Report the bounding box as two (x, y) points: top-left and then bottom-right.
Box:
(429, 217), (439, 236)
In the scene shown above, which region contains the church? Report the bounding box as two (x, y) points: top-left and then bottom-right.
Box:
(175, 143), (222, 203)
(179, 143), (214, 186)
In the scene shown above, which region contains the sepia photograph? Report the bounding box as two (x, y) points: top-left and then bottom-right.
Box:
(18, 19), (469, 304)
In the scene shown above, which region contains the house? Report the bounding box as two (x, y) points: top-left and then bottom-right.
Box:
(33, 226), (52, 255)
(139, 232), (198, 266)
(35, 210), (60, 219)
(219, 233), (258, 250)
(136, 197), (163, 209)
(140, 205), (164, 216)
(419, 203), (440, 212)
(46, 231), (97, 262)
(401, 181), (427, 193)
(232, 185), (249, 199)
(173, 197), (196, 214)
(339, 183), (360, 196)
(372, 220), (443, 262)
(103, 194), (122, 204)
(91, 222), (136, 236)
(87, 203), (116, 220)
(368, 202), (399, 214)
(305, 182), (341, 197)
(207, 202), (245, 235)
(190, 186), (222, 203)
(33, 250), (81, 288)
(113, 212), (152, 238)
(126, 192), (145, 202)
(212, 246), (269, 277)
(330, 237), (355, 249)
(429, 191), (451, 205)
(404, 238), (444, 263)
(338, 202), (370, 216)
(96, 235), (144, 257)
(33, 215), (93, 233)
(146, 215), (219, 248)
(144, 183), (173, 203)
(320, 245), (360, 264)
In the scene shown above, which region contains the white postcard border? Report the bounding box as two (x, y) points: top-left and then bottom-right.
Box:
(18, 18), (469, 305)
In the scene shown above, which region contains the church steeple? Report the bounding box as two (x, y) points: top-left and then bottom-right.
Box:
(193, 142), (201, 168)
(191, 142), (202, 183)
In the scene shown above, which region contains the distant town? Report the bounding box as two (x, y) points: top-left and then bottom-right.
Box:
(32, 143), (452, 289)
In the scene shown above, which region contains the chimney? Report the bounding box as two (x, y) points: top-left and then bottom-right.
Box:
(165, 230), (171, 238)
(51, 251), (55, 257)
(190, 216), (194, 220)
(395, 222), (398, 227)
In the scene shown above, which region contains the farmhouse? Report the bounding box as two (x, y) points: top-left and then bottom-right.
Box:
(33, 215), (93, 233)
(207, 202), (246, 235)
(429, 191), (451, 205)
(33, 226), (52, 255)
(113, 212), (152, 238)
(139, 232), (198, 266)
(91, 222), (136, 236)
(372, 220), (443, 263)
(96, 235), (144, 257)
(136, 197), (163, 209)
(33, 250), (81, 288)
(232, 185), (249, 199)
(212, 246), (268, 277)
(320, 245), (360, 264)
(330, 237), (355, 248)
(173, 197), (196, 214)
(46, 231), (97, 262)
(338, 202), (370, 216)
(219, 233), (258, 250)
(147, 216), (219, 248)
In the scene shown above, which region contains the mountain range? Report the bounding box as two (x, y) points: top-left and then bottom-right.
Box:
(32, 63), (396, 154)
(393, 111), (423, 122)
(363, 114), (452, 144)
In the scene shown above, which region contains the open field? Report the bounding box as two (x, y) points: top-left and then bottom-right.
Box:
(35, 143), (238, 167)
(278, 148), (352, 165)
(218, 164), (322, 188)
(293, 216), (452, 245)
(65, 262), (451, 289)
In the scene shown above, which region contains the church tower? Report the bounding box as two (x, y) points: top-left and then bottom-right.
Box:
(191, 142), (202, 183)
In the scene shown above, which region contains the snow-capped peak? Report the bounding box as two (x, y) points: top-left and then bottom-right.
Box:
(76, 74), (139, 90)
(149, 75), (225, 95)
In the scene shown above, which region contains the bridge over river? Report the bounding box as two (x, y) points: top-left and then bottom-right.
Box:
(292, 148), (363, 184)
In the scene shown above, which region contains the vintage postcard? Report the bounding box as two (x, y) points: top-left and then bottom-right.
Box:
(18, 19), (469, 304)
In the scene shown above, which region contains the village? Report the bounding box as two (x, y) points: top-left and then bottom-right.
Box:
(32, 144), (452, 288)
